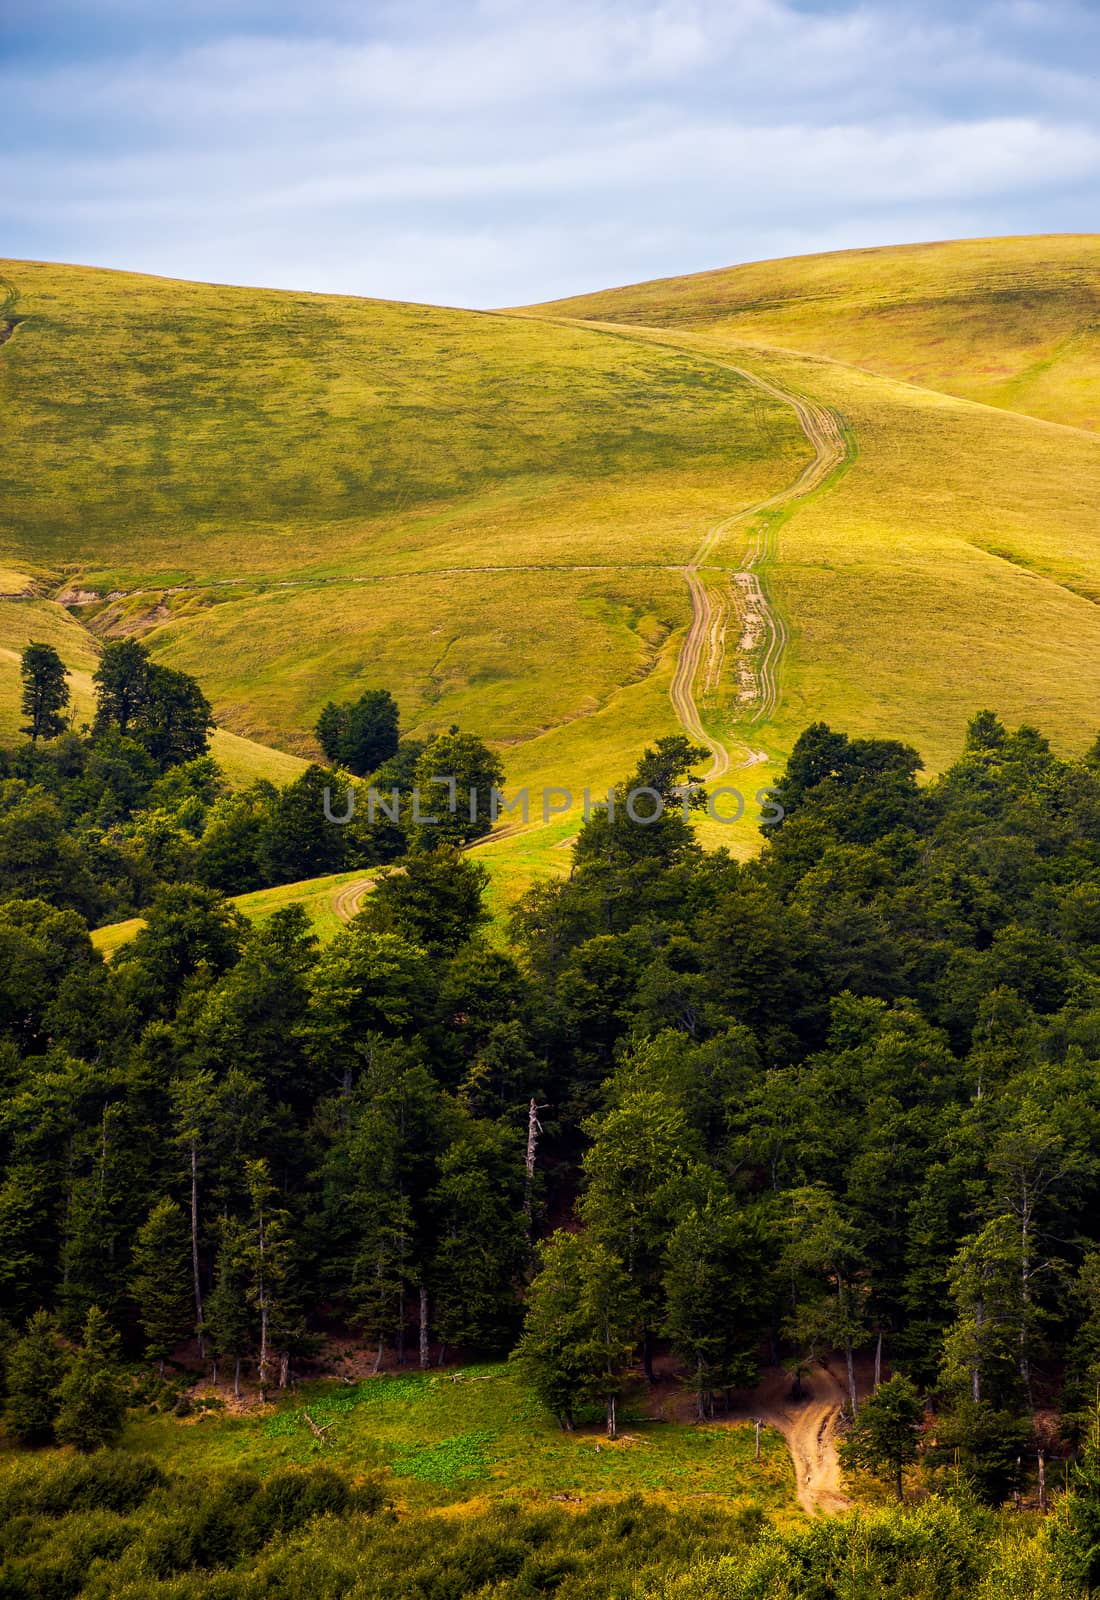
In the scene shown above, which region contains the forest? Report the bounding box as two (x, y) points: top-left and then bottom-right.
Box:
(7, 641), (1100, 1594)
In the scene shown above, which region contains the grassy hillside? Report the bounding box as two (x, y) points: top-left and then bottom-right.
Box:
(7, 244), (1100, 879)
(534, 235), (1100, 431)
(106, 1364), (793, 1517)
(0, 587), (308, 787)
(0, 261), (807, 788)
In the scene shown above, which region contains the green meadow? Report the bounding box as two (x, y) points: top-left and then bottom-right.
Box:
(111, 1365), (794, 1519)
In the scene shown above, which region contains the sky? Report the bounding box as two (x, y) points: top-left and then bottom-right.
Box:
(3, 0), (1099, 308)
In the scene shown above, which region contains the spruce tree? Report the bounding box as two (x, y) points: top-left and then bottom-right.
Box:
(55, 1306), (127, 1453)
(130, 1198), (193, 1375)
(20, 642), (69, 742)
(5, 1310), (65, 1445)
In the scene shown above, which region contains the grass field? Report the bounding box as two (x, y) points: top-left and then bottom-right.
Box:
(535, 234), (1100, 431)
(107, 1364), (794, 1518)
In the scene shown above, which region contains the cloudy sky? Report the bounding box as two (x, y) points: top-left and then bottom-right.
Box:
(3, 0), (1098, 307)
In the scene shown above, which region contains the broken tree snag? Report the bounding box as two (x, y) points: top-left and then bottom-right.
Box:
(419, 1285), (430, 1370)
(303, 1411), (334, 1444)
(524, 1099), (545, 1238)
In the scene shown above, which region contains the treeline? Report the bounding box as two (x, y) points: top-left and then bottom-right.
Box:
(10, 703), (1100, 1509)
(3, 641), (500, 924)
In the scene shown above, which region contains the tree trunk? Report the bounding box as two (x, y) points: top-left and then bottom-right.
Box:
(373, 1340), (384, 1375)
(234, 1355), (241, 1400)
(523, 1099), (542, 1241)
(1038, 1450), (1047, 1512)
(437, 1342), (449, 1368)
(1020, 1196), (1034, 1407)
(846, 1338), (858, 1417)
(642, 1325), (655, 1384)
(754, 1418), (762, 1460)
(212, 1357), (218, 1387)
(895, 1464), (904, 1503)
(607, 1394), (617, 1440)
(419, 1285), (430, 1370)
(190, 1138), (205, 1359)
(278, 1351), (289, 1389)
(257, 1203), (269, 1401)
(873, 1330), (882, 1392)
(972, 1295), (983, 1403)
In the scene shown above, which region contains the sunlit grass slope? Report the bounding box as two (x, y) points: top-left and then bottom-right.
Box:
(110, 1365), (793, 1517)
(562, 320), (1100, 776)
(0, 589), (308, 787)
(534, 235), (1100, 431)
(0, 260), (807, 779)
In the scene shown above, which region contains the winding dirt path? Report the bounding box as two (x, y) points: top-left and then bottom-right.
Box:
(669, 364), (848, 774)
(741, 1361), (851, 1517)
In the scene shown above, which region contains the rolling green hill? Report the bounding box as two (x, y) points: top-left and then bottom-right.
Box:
(5, 241), (1100, 895)
(534, 234), (1100, 431)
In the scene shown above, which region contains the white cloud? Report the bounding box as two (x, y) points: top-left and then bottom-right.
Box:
(2, 0), (1098, 304)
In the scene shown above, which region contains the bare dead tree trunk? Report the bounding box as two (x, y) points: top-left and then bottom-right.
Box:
(190, 1139), (205, 1359)
(419, 1285), (430, 1370)
(1038, 1449), (1047, 1512)
(607, 1394), (617, 1440)
(873, 1330), (882, 1392)
(523, 1099), (544, 1240)
(257, 1203), (269, 1401)
(234, 1355), (241, 1400)
(754, 1418), (762, 1460)
(278, 1351), (289, 1389)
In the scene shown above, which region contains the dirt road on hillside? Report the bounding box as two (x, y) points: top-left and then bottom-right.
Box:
(739, 1361), (852, 1517)
(668, 364), (848, 776)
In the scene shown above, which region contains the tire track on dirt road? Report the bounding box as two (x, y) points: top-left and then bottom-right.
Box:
(735, 1361), (852, 1517)
(668, 364), (849, 774)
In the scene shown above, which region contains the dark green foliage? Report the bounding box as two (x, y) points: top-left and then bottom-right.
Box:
(315, 688), (399, 776)
(55, 1307), (127, 1453)
(839, 1374), (925, 1499)
(4, 1310), (65, 1445)
(141, 663), (214, 768)
(511, 1231), (639, 1434)
(20, 641), (69, 742)
(130, 1198), (193, 1370)
(93, 639), (150, 739)
(409, 730), (505, 848)
(11, 707), (1100, 1528)
(364, 844), (490, 953)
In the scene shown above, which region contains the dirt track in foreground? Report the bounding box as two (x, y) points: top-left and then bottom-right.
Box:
(736, 1361), (851, 1517)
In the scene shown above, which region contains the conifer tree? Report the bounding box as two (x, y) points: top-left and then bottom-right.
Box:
(5, 1310), (65, 1445)
(20, 642), (69, 742)
(130, 1197), (193, 1374)
(55, 1306), (127, 1453)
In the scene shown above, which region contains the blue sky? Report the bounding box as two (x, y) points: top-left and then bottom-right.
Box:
(3, 0), (1098, 306)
